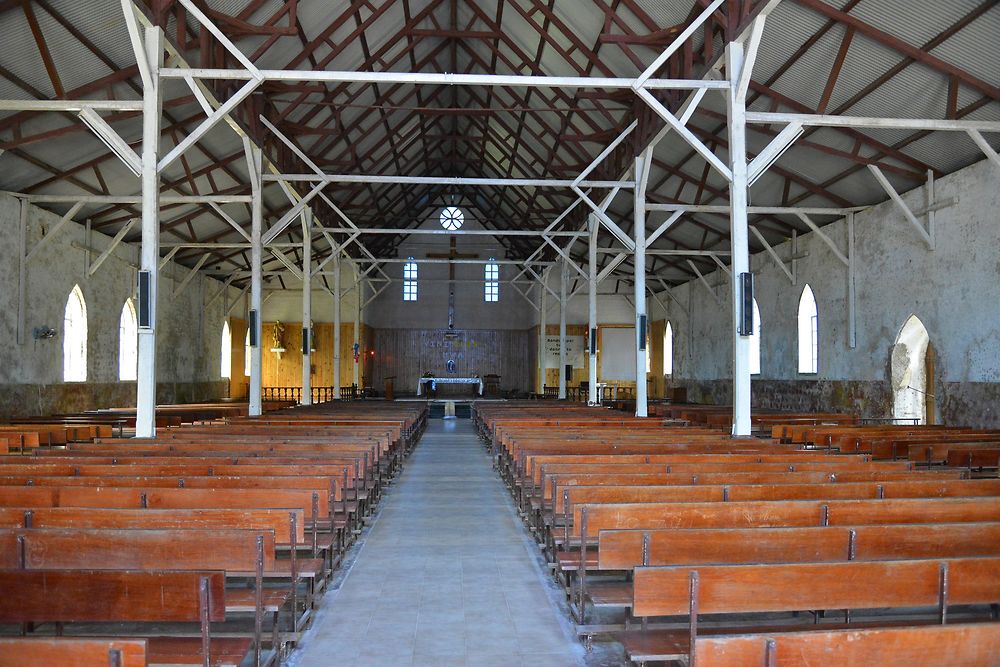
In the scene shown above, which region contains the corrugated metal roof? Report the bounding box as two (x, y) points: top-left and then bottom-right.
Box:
(0, 0), (995, 276)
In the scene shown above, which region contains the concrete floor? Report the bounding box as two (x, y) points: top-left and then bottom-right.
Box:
(287, 418), (588, 666)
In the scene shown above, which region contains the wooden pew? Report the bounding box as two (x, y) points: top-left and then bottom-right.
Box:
(0, 569), (253, 667)
(0, 638), (148, 667)
(583, 523), (1000, 624)
(620, 557), (1000, 664)
(3, 527), (290, 647)
(692, 622), (1000, 667)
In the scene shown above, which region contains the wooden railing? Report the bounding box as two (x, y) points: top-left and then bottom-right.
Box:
(262, 385), (361, 403)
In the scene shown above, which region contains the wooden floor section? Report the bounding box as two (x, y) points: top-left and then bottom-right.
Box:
(288, 418), (586, 666)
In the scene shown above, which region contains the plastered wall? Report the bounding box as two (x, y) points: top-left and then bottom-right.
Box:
(0, 193), (234, 418)
(659, 158), (1000, 427)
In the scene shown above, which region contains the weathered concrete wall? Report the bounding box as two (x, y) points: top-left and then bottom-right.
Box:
(0, 193), (235, 418)
(659, 158), (1000, 427)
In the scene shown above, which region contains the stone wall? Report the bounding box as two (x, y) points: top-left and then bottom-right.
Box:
(0, 193), (238, 419)
(657, 158), (1000, 428)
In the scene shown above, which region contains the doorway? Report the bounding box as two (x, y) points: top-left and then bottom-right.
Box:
(891, 315), (935, 424)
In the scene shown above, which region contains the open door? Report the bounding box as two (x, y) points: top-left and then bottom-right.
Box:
(891, 315), (934, 424)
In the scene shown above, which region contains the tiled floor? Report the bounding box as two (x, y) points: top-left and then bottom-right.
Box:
(288, 418), (586, 666)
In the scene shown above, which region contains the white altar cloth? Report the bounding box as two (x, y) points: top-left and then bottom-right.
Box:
(417, 377), (484, 396)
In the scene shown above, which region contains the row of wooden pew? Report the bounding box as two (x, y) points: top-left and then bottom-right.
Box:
(0, 400), (427, 666)
(0, 401), (297, 452)
(474, 401), (1000, 666)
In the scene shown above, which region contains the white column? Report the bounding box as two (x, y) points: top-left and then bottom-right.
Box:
(558, 259), (568, 400)
(634, 156), (649, 418)
(588, 213), (599, 404)
(301, 209), (312, 405)
(135, 27), (163, 438)
(353, 265), (360, 389)
(727, 41), (752, 436)
(538, 272), (547, 394)
(333, 253), (341, 399)
(248, 144), (263, 417)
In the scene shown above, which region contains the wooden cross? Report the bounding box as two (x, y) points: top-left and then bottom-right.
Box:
(427, 236), (478, 329)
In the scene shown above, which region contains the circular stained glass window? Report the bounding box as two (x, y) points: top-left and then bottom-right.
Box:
(440, 206), (464, 231)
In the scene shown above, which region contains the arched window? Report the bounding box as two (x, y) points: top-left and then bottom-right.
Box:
(243, 329), (251, 377)
(797, 284), (819, 374)
(403, 258), (418, 301)
(220, 321), (232, 379)
(63, 285), (88, 382)
(749, 299), (761, 375)
(118, 299), (138, 381)
(484, 258), (499, 302)
(663, 322), (673, 376)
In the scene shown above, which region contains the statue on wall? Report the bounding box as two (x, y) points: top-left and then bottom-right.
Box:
(270, 320), (286, 357)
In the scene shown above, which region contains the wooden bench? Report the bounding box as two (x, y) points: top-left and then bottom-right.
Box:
(692, 622), (1000, 667)
(1, 526), (288, 650)
(0, 569), (254, 667)
(620, 557), (1000, 664)
(582, 522), (1000, 625)
(0, 638), (147, 667)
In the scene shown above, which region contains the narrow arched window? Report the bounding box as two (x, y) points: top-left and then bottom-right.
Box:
(63, 285), (88, 382)
(118, 299), (138, 381)
(663, 322), (673, 376)
(749, 299), (761, 375)
(403, 258), (418, 301)
(798, 284), (819, 374)
(244, 329), (251, 377)
(484, 259), (499, 302)
(221, 321), (232, 379)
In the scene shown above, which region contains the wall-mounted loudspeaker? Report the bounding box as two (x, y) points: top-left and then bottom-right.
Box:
(638, 315), (647, 351)
(302, 328), (310, 356)
(590, 327), (597, 355)
(137, 271), (151, 329)
(248, 310), (258, 347)
(738, 272), (754, 336)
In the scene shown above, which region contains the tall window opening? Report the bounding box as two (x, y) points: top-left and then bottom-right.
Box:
(484, 258), (499, 302)
(892, 315), (933, 425)
(118, 299), (138, 381)
(663, 322), (673, 376)
(749, 299), (761, 375)
(63, 285), (88, 382)
(221, 321), (232, 379)
(244, 329), (251, 377)
(797, 284), (819, 374)
(403, 257), (418, 301)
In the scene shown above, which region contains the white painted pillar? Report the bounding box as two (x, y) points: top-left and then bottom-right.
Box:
(248, 143), (263, 417)
(538, 272), (547, 394)
(353, 265), (360, 390)
(301, 210), (312, 405)
(588, 213), (599, 404)
(558, 259), (568, 400)
(333, 253), (341, 399)
(634, 155), (649, 418)
(135, 27), (163, 438)
(727, 41), (752, 436)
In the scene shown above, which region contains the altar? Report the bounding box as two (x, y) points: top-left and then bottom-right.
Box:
(417, 376), (484, 396)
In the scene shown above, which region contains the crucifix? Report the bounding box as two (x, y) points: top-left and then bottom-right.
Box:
(427, 236), (478, 329)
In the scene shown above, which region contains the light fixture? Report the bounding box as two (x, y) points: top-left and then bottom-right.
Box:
(33, 326), (57, 340)
(79, 108), (142, 177)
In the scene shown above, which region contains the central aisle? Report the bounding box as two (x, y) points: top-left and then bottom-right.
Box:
(289, 417), (585, 666)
